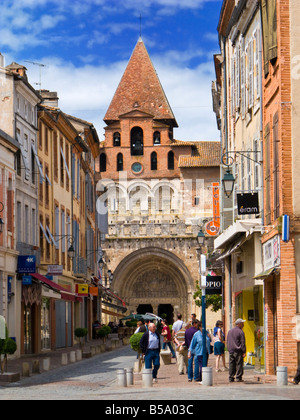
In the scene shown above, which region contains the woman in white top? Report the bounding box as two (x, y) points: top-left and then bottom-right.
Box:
(213, 321), (227, 372)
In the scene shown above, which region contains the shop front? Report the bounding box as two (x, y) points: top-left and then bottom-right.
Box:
(20, 271), (78, 354)
(215, 219), (265, 372)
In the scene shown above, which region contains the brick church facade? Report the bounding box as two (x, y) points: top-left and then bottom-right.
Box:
(95, 38), (221, 323)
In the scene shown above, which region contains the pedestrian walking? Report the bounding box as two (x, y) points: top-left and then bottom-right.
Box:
(213, 320), (227, 372)
(293, 367), (300, 385)
(140, 323), (161, 383)
(134, 321), (146, 334)
(172, 313), (184, 340)
(227, 319), (246, 383)
(185, 320), (200, 382)
(188, 321), (211, 384)
(174, 323), (189, 375)
(161, 319), (176, 358)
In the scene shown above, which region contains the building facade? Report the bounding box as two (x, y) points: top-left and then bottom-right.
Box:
(96, 38), (221, 326)
(0, 129), (19, 347)
(261, 0), (299, 375)
(214, 0), (266, 372)
(214, 0), (300, 375)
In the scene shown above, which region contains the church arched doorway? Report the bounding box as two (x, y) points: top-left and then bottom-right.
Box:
(112, 247), (194, 322)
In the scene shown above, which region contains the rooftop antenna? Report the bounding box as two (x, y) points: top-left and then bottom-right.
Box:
(24, 60), (46, 92)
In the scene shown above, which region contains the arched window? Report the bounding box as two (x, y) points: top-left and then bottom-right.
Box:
(153, 131), (161, 145)
(131, 127), (144, 156)
(151, 152), (157, 171)
(100, 153), (107, 172)
(117, 153), (123, 172)
(113, 132), (121, 147)
(168, 151), (174, 170)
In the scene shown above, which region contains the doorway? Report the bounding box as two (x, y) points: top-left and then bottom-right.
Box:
(158, 304), (174, 324)
(137, 304), (153, 315)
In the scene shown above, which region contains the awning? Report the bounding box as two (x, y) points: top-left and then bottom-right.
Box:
(31, 273), (77, 301)
(253, 267), (279, 280)
(94, 278), (126, 308)
(214, 219), (262, 250)
(216, 234), (247, 261)
(102, 308), (125, 318)
(102, 301), (127, 314)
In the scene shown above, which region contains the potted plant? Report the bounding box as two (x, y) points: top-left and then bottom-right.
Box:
(96, 325), (111, 343)
(0, 336), (17, 375)
(74, 328), (88, 350)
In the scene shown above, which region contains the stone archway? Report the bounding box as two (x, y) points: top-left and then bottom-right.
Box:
(112, 247), (194, 321)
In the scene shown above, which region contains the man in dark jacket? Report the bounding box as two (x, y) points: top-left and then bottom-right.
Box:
(140, 323), (161, 383)
(227, 319), (246, 383)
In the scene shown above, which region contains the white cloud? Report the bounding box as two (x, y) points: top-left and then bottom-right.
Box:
(26, 51), (219, 142)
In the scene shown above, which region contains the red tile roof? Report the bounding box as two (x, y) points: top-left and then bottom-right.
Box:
(104, 38), (178, 127)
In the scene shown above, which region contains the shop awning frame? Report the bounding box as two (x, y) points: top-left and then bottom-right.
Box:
(253, 267), (280, 280)
(31, 273), (77, 302)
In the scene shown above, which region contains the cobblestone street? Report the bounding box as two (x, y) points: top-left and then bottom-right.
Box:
(0, 344), (300, 401)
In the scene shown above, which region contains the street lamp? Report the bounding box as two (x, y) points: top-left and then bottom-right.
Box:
(197, 229), (206, 246)
(197, 232), (208, 369)
(222, 169), (235, 199)
(67, 244), (75, 259)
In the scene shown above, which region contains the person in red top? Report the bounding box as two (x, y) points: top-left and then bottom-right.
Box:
(161, 319), (176, 358)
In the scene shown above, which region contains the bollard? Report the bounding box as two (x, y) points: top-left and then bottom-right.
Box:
(43, 358), (50, 372)
(126, 367), (134, 386)
(61, 353), (68, 366)
(116, 369), (127, 387)
(32, 360), (40, 374)
(69, 351), (76, 363)
(76, 349), (82, 361)
(202, 367), (213, 386)
(22, 362), (30, 377)
(277, 366), (288, 386)
(142, 368), (153, 388)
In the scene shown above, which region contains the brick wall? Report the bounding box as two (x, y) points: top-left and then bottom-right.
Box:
(262, 0), (298, 375)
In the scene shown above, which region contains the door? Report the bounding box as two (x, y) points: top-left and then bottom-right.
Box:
(56, 300), (66, 348)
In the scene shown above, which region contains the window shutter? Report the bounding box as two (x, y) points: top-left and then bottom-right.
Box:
(249, 38), (254, 109)
(236, 46), (240, 112)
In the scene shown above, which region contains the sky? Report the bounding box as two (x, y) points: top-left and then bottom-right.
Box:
(0, 0), (223, 143)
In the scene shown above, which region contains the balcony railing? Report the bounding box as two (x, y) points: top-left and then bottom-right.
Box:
(72, 256), (87, 277)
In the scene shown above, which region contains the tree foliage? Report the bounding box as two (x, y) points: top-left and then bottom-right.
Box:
(193, 281), (222, 313)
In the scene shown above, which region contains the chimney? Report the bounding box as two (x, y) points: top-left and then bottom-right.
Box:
(6, 62), (28, 80)
(40, 90), (59, 108)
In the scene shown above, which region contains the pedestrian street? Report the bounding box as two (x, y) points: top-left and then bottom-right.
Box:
(0, 345), (300, 401)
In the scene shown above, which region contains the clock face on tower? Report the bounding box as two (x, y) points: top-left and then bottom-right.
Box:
(132, 162), (143, 174)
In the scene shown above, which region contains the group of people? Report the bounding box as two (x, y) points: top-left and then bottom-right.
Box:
(138, 313), (248, 385)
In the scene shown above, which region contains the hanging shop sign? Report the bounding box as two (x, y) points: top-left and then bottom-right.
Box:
(206, 183), (220, 237)
(205, 276), (222, 295)
(89, 286), (99, 297)
(76, 284), (89, 297)
(17, 256), (36, 274)
(22, 276), (33, 285)
(47, 265), (63, 276)
(237, 193), (259, 215)
(263, 235), (280, 271)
